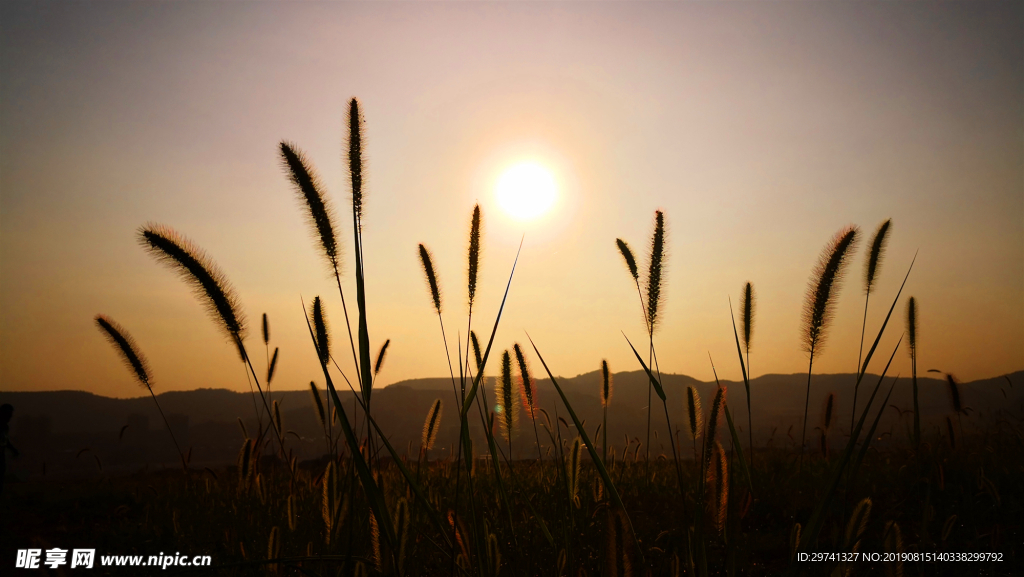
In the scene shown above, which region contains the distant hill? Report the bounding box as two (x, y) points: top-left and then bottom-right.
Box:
(3, 370), (1021, 479)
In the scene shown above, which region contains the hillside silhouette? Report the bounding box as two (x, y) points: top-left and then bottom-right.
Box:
(3, 370), (1020, 479)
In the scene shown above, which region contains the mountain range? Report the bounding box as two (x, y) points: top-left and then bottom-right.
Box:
(3, 370), (1021, 479)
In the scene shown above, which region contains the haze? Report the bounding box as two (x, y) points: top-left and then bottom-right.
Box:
(1, 1), (1020, 398)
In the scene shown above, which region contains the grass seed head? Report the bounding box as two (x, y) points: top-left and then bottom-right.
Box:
(498, 350), (517, 440)
(906, 297), (918, 356)
(615, 238), (639, 281)
(95, 315), (152, 391)
(422, 399), (442, 452)
(568, 436), (583, 506)
(687, 386), (703, 441)
(704, 387), (726, 473)
(468, 204), (482, 308)
(347, 98), (365, 226)
(374, 339), (390, 376)
(280, 142), (340, 274)
(865, 219), (892, 295)
(741, 282), (755, 352)
(646, 210), (666, 331)
(715, 441), (729, 534)
(514, 343), (536, 413)
(601, 359), (613, 407)
(310, 296), (330, 366)
(418, 244), (442, 314)
(802, 225), (860, 356)
(139, 224), (247, 356)
(471, 331), (483, 376)
(267, 347), (279, 384)
(845, 497), (873, 551)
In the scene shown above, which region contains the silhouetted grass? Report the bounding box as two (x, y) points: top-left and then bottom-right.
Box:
(59, 98), (1023, 577)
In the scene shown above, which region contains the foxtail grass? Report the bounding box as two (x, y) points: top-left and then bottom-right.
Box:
(95, 315), (186, 470)
(790, 246), (916, 574)
(374, 339), (390, 377)
(794, 333), (905, 567)
(615, 238), (638, 281)
(853, 219), (892, 429)
(693, 383), (726, 575)
(138, 225), (247, 353)
(497, 350), (517, 456)
(422, 399), (442, 455)
(417, 239), (473, 573)
(302, 299), (401, 570)
(280, 142), (340, 272)
(417, 243), (459, 408)
(907, 297), (919, 447)
(643, 210), (666, 471)
(471, 331), (483, 375)
(799, 225), (859, 468)
(267, 348), (279, 385)
(566, 437), (582, 507)
(843, 497), (872, 561)
(528, 333), (645, 567)
(262, 314), (276, 423)
(711, 442), (728, 535)
(346, 98), (375, 416)
(849, 371), (900, 484)
(467, 204), (481, 309)
(605, 508), (634, 577)
(646, 211), (665, 332)
(418, 244), (443, 316)
(623, 335), (685, 497)
(280, 140), (361, 415)
(687, 386), (703, 461)
(138, 225), (284, 451)
(601, 360), (611, 462)
(515, 343), (543, 462)
(740, 281), (756, 468)
(310, 297), (330, 366)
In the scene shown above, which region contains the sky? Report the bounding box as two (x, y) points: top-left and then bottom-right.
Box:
(1, 1), (1021, 398)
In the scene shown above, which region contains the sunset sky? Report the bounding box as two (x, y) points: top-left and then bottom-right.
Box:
(1, 1), (1020, 398)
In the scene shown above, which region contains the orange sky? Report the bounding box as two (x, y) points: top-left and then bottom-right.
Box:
(1, 2), (1021, 398)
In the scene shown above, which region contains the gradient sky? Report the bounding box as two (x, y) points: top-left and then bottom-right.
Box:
(1, 1), (1021, 398)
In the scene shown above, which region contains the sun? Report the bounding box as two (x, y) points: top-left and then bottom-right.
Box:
(495, 162), (557, 221)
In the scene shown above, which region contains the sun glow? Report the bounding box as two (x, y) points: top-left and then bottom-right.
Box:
(495, 162), (557, 221)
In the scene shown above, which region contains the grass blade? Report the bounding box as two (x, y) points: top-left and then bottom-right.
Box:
(462, 238), (523, 417)
(848, 374), (900, 485)
(795, 335), (903, 562)
(623, 334), (666, 401)
(358, 401), (454, 550)
(855, 253), (916, 386)
(708, 357), (754, 495)
(528, 334), (645, 566)
(302, 300), (398, 564)
(728, 299), (754, 471)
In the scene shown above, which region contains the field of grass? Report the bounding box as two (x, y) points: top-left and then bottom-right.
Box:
(5, 97), (1020, 577)
(3, 434), (1021, 576)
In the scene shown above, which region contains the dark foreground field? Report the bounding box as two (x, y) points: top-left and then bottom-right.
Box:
(3, 431), (1022, 577)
